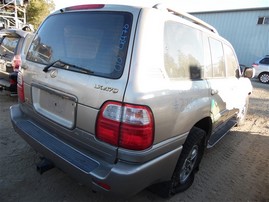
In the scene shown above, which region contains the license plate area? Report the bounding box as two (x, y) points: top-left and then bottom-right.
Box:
(32, 85), (77, 129)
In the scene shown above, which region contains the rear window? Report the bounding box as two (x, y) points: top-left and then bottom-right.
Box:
(260, 57), (269, 65)
(0, 36), (19, 56)
(27, 11), (133, 79)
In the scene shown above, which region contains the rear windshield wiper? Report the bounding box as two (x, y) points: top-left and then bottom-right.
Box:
(43, 59), (94, 75)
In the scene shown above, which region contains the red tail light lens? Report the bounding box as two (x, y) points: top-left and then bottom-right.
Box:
(120, 104), (154, 150)
(93, 179), (111, 191)
(17, 71), (25, 102)
(12, 55), (21, 71)
(252, 63), (259, 68)
(96, 102), (154, 150)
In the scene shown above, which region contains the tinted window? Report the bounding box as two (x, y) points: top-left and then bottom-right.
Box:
(209, 38), (225, 78)
(203, 35), (213, 78)
(223, 44), (238, 77)
(260, 58), (269, 65)
(0, 37), (19, 56)
(27, 12), (133, 79)
(164, 21), (204, 80)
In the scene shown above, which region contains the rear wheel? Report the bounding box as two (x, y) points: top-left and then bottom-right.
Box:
(258, 72), (269, 84)
(150, 127), (206, 198)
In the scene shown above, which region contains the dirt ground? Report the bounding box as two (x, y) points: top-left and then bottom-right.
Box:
(0, 79), (268, 202)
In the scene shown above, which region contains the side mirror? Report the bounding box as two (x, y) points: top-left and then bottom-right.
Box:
(244, 67), (255, 78)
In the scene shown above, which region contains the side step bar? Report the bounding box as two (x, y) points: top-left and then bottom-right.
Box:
(207, 119), (237, 148)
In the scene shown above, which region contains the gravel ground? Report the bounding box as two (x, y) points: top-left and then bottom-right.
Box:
(0, 79), (268, 202)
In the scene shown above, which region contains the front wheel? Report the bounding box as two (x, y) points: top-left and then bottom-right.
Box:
(258, 72), (269, 84)
(151, 127), (206, 198)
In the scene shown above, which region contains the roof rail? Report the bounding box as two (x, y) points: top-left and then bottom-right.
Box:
(153, 3), (219, 35)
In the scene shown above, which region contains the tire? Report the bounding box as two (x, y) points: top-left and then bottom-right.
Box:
(150, 127), (206, 198)
(236, 96), (249, 126)
(258, 72), (269, 84)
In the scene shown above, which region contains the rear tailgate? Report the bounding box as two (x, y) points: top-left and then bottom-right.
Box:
(20, 6), (140, 163)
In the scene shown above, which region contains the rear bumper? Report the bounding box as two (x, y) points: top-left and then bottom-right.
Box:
(10, 104), (182, 198)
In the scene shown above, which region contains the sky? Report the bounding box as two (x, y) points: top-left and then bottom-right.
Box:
(53, 0), (269, 12)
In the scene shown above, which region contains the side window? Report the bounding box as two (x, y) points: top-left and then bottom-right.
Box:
(0, 37), (19, 56)
(224, 44), (238, 77)
(203, 35), (213, 78)
(164, 21), (204, 80)
(209, 38), (225, 78)
(260, 58), (269, 65)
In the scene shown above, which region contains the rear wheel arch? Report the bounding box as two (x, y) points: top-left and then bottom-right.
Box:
(150, 126), (207, 198)
(193, 117), (212, 146)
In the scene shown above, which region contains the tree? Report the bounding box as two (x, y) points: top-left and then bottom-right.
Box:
(26, 0), (55, 30)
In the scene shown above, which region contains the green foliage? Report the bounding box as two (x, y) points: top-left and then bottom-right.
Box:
(26, 0), (55, 30)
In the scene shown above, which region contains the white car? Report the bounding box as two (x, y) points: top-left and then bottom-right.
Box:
(252, 55), (269, 84)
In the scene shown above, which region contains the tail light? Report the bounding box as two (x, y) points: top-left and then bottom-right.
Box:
(65, 4), (104, 11)
(93, 179), (111, 191)
(252, 63), (258, 68)
(12, 55), (21, 72)
(17, 71), (25, 102)
(96, 101), (154, 150)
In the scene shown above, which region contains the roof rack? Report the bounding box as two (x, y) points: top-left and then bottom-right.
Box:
(153, 3), (219, 35)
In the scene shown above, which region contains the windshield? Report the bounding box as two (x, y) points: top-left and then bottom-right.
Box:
(27, 11), (133, 79)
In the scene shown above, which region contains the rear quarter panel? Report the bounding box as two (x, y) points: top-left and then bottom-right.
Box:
(124, 9), (211, 145)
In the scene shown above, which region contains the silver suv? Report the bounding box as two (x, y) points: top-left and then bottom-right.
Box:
(10, 4), (254, 198)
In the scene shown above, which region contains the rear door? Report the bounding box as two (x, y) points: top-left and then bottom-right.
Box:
(206, 37), (243, 132)
(205, 37), (230, 130)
